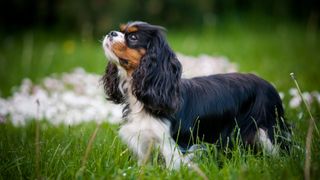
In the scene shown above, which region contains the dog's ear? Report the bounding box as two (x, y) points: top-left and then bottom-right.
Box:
(132, 28), (182, 116)
(102, 61), (124, 104)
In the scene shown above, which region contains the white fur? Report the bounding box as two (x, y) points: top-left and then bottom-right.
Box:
(256, 128), (279, 155)
(119, 88), (187, 169)
(103, 31), (125, 64)
(103, 34), (188, 169)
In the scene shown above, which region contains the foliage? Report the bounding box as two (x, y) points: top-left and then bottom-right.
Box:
(1, 0), (318, 35)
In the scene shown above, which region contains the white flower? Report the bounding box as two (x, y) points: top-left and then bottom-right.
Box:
(177, 53), (238, 78)
(302, 92), (313, 105)
(0, 114), (6, 123)
(289, 88), (298, 96)
(312, 91), (320, 105)
(289, 96), (301, 109)
(4, 54), (317, 126)
(288, 88), (314, 109)
(43, 77), (64, 91)
(19, 78), (33, 95)
(0, 99), (8, 115)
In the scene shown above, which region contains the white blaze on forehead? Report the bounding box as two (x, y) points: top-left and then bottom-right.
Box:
(102, 31), (125, 62)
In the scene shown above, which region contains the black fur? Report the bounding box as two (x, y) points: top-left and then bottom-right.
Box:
(102, 61), (124, 104)
(171, 74), (290, 151)
(103, 22), (291, 152)
(131, 24), (182, 116)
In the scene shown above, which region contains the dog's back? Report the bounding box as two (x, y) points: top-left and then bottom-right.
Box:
(171, 73), (290, 152)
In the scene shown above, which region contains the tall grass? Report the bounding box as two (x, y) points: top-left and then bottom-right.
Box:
(290, 73), (319, 180)
(1, 119), (316, 179)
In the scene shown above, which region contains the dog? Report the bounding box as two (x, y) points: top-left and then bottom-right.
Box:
(102, 21), (290, 169)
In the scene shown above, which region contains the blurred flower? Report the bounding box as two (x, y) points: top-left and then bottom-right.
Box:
(0, 67), (122, 126)
(289, 88), (298, 96)
(2, 54), (317, 126)
(0, 99), (8, 115)
(312, 91), (320, 104)
(288, 88), (319, 109)
(177, 53), (237, 78)
(289, 96), (301, 109)
(302, 92), (313, 105)
(0, 115), (5, 124)
(0, 54), (239, 126)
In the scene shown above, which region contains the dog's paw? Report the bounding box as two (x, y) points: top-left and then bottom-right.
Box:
(167, 156), (192, 170)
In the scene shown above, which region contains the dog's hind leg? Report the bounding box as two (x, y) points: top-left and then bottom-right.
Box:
(255, 128), (279, 155)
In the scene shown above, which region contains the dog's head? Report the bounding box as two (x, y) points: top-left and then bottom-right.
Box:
(102, 21), (182, 115)
(103, 21), (167, 75)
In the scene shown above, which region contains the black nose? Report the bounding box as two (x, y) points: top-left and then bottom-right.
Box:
(109, 31), (118, 37)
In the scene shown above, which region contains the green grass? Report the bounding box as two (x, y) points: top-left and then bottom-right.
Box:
(0, 31), (106, 97)
(0, 120), (313, 179)
(167, 20), (320, 91)
(1, 19), (320, 179)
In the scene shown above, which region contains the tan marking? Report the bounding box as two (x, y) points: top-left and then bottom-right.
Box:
(119, 23), (138, 33)
(127, 26), (138, 33)
(120, 24), (127, 32)
(111, 42), (146, 75)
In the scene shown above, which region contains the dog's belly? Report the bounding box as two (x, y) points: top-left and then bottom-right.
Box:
(172, 115), (236, 150)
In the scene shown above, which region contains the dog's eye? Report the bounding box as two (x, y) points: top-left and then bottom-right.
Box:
(128, 34), (138, 41)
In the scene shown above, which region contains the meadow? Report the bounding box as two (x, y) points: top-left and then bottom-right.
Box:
(0, 19), (320, 179)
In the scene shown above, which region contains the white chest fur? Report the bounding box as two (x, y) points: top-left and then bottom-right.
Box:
(118, 79), (187, 169)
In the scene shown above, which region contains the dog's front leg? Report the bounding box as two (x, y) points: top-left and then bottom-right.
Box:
(158, 136), (190, 170)
(119, 126), (155, 165)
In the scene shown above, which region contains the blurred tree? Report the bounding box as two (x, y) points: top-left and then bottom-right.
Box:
(0, 0), (319, 34)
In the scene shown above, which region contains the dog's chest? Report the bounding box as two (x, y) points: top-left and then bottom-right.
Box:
(120, 79), (171, 138)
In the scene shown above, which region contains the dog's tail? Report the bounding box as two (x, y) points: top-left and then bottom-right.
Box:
(239, 82), (292, 154)
(254, 87), (292, 153)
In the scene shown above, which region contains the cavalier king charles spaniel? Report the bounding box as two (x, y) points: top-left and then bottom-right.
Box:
(102, 21), (290, 169)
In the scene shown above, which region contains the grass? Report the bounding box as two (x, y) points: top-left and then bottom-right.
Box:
(0, 18), (320, 179)
(167, 20), (320, 91)
(0, 31), (106, 97)
(0, 121), (311, 179)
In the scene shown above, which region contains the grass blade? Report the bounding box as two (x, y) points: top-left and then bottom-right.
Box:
(290, 72), (317, 180)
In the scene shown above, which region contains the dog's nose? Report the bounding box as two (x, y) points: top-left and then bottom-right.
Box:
(109, 31), (118, 37)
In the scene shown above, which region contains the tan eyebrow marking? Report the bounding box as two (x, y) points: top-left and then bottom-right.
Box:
(119, 23), (138, 33)
(127, 26), (138, 33)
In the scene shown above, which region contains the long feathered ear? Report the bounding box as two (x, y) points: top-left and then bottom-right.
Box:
(132, 30), (182, 116)
(102, 61), (124, 104)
